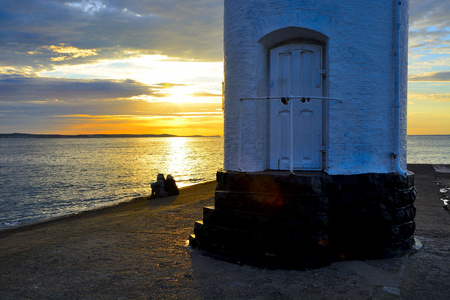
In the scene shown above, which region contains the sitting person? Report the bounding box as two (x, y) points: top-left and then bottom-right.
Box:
(165, 174), (179, 196)
(150, 173), (168, 199)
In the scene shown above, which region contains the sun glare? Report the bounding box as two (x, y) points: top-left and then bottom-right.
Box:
(38, 54), (223, 105)
(164, 85), (213, 103)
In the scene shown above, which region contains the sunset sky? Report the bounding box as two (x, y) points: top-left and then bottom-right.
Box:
(0, 0), (449, 136)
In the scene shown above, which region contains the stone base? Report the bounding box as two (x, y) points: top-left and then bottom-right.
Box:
(189, 170), (416, 270)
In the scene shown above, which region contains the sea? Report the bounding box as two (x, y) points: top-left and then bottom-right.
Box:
(0, 135), (449, 230)
(0, 137), (223, 230)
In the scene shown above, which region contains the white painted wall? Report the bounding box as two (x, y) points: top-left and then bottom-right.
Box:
(223, 0), (409, 175)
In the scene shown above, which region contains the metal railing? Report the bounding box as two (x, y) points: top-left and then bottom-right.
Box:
(237, 96), (343, 173)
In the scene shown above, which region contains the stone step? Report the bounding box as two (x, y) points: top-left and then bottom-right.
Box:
(191, 222), (332, 270)
(334, 186), (417, 209)
(216, 170), (327, 195)
(330, 204), (416, 227)
(190, 170), (417, 269)
(202, 206), (329, 234)
(216, 170), (415, 194)
(214, 190), (329, 215)
(331, 220), (416, 244)
(189, 233), (332, 270)
(193, 221), (330, 255)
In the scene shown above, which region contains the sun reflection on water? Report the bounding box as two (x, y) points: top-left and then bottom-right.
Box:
(166, 137), (189, 177)
(148, 137), (212, 188)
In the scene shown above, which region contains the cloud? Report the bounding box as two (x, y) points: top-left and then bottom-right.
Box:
(38, 44), (99, 62)
(0, 87), (223, 135)
(0, 0), (223, 73)
(2, 0), (448, 136)
(0, 74), (222, 116)
(408, 92), (450, 103)
(151, 82), (188, 88)
(0, 75), (154, 103)
(190, 91), (222, 97)
(66, 0), (108, 15)
(409, 0), (450, 30)
(409, 71), (450, 81)
(1, 0), (446, 70)
(409, 2), (450, 52)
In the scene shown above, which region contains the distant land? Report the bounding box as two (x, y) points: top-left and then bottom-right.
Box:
(0, 133), (222, 138)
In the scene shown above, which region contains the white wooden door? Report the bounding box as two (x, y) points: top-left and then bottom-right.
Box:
(269, 43), (324, 170)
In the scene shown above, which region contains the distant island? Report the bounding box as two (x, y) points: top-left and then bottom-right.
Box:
(0, 133), (222, 138)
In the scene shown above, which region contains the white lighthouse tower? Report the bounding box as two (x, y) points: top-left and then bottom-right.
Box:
(190, 0), (416, 269)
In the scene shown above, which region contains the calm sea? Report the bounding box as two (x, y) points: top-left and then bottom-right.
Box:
(0, 137), (223, 229)
(0, 135), (449, 230)
(407, 135), (450, 164)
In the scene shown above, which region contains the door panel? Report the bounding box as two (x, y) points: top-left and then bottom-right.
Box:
(277, 110), (291, 170)
(269, 43), (324, 170)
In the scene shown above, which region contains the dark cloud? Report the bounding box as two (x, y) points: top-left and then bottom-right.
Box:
(2, 0), (447, 69)
(409, 0), (450, 52)
(0, 75), (154, 102)
(0, 0), (223, 72)
(0, 74), (221, 121)
(410, 0), (450, 30)
(408, 71), (450, 81)
(3, 0), (444, 73)
(0, 96), (221, 118)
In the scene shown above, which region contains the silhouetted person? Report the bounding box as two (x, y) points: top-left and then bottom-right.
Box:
(150, 173), (167, 199)
(165, 174), (179, 196)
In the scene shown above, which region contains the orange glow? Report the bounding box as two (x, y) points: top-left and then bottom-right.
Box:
(54, 114), (223, 136)
(407, 92), (450, 135)
(407, 113), (450, 135)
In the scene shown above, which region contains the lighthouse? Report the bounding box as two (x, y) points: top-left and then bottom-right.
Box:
(190, 0), (416, 269)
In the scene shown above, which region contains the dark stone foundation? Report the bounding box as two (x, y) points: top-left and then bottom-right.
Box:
(189, 170), (416, 270)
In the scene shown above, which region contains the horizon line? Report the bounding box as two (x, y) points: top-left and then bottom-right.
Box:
(0, 133), (223, 138)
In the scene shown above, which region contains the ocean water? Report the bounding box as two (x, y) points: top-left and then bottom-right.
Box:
(407, 135), (450, 164)
(0, 135), (449, 230)
(0, 137), (223, 229)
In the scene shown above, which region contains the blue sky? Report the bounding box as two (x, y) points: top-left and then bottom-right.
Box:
(0, 0), (449, 135)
